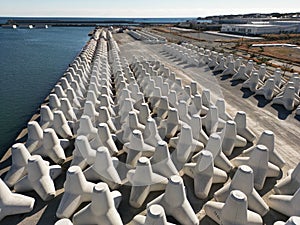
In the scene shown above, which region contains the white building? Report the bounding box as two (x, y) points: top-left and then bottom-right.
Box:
(221, 23), (299, 35)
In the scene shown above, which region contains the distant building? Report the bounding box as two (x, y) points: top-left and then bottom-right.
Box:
(221, 22), (299, 35)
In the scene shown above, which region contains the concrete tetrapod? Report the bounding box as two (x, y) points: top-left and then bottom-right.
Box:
(144, 118), (163, 147)
(202, 105), (225, 135)
(221, 61), (236, 76)
(56, 166), (95, 219)
(234, 111), (256, 142)
(4, 143), (31, 188)
(183, 150), (227, 199)
(204, 190), (263, 225)
(150, 141), (179, 178)
(123, 130), (155, 167)
(271, 86), (299, 111)
(97, 123), (119, 156)
(170, 125), (201, 171)
(274, 163), (300, 195)
(243, 130), (286, 169)
(274, 216), (300, 225)
(76, 115), (98, 145)
(242, 72), (263, 92)
(49, 93), (61, 111)
(159, 108), (181, 139)
(52, 110), (73, 139)
(127, 157), (168, 208)
(232, 145), (280, 190)
(232, 65), (249, 81)
(215, 99), (233, 121)
(84, 147), (121, 190)
(255, 78), (280, 100)
(0, 179), (35, 221)
(214, 165), (269, 216)
(74, 135), (97, 165)
(130, 204), (175, 225)
(148, 175), (199, 225)
(192, 133), (233, 173)
(72, 182), (123, 225)
(25, 121), (43, 152)
(219, 120), (247, 156)
(268, 188), (300, 217)
(39, 105), (54, 129)
(98, 106), (117, 133)
(55, 218), (74, 225)
(190, 114), (209, 145)
(33, 128), (66, 164)
(14, 155), (58, 201)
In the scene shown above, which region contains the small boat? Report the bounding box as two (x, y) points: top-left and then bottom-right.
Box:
(28, 24), (33, 29)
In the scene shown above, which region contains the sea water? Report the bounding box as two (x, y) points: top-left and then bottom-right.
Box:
(0, 26), (93, 157)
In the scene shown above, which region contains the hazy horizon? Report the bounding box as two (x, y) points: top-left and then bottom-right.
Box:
(1, 0), (300, 18)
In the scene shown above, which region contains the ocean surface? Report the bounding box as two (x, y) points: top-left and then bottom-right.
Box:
(0, 26), (93, 157)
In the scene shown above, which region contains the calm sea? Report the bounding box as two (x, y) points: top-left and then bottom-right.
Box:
(0, 26), (93, 157)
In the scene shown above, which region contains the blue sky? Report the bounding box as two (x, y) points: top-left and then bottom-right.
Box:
(1, 0), (299, 17)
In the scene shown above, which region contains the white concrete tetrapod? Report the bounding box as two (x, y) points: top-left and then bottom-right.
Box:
(49, 93), (61, 111)
(33, 128), (66, 164)
(204, 190), (263, 225)
(274, 163), (300, 195)
(177, 100), (191, 125)
(138, 103), (151, 126)
(153, 96), (169, 119)
(144, 118), (163, 147)
(215, 99), (233, 121)
(56, 166), (95, 219)
(86, 90), (100, 107)
(130, 204), (175, 225)
(74, 135), (96, 165)
(232, 65), (249, 81)
(219, 120), (247, 156)
(189, 94), (205, 116)
(150, 141), (179, 178)
(190, 80), (199, 96)
(84, 147), (121, 189)
(76, 115), (98, 142)
(202, 105), (225, 135)
(214, 165), (269, 216)
(274, 216), (300, 225)
(272, 86), (298, 111)
(52, 110), (73, 139)
(97, 123), (119, 156)
(4, 143), (31, 188)
(213, 58), (226, 72)
(99, 94), (116, 117)
(202, 89), (211, 109)
(243, 130), (285, 168)
(255, 78), (280, 100)
(123, 130), (155, 167)
(55, 84), (67, 98)
(268, 188), (300, 217)
(232, 145), (280, 190)
(82, 101), (99, 127)
(14, 155), (57, 201)
(148, 175), (199, 225)
(72, 182), (123, 225)
(190, 114), (209, 145)
(60, 98), (78, 122)
(234, 111), (256, 142)
(55, 218), (74, 225)
(25, 121), (43, 152)
(170, 125), (200, 171)
(183, 150), (227, 199)
(192, 133), (233, 172)
(242, 72), (262, 92)
(39, 105), (54, 129)
(127, 157), (168, 208)
(160, 107), (180, 139)
(222, 61), (236, 76)
(0, 178), (35, 221)
(98, 106), (117, 133)
(258, 64), (267, 81)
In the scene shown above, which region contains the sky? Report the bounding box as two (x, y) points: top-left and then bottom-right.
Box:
(1, 0), (300, 18)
